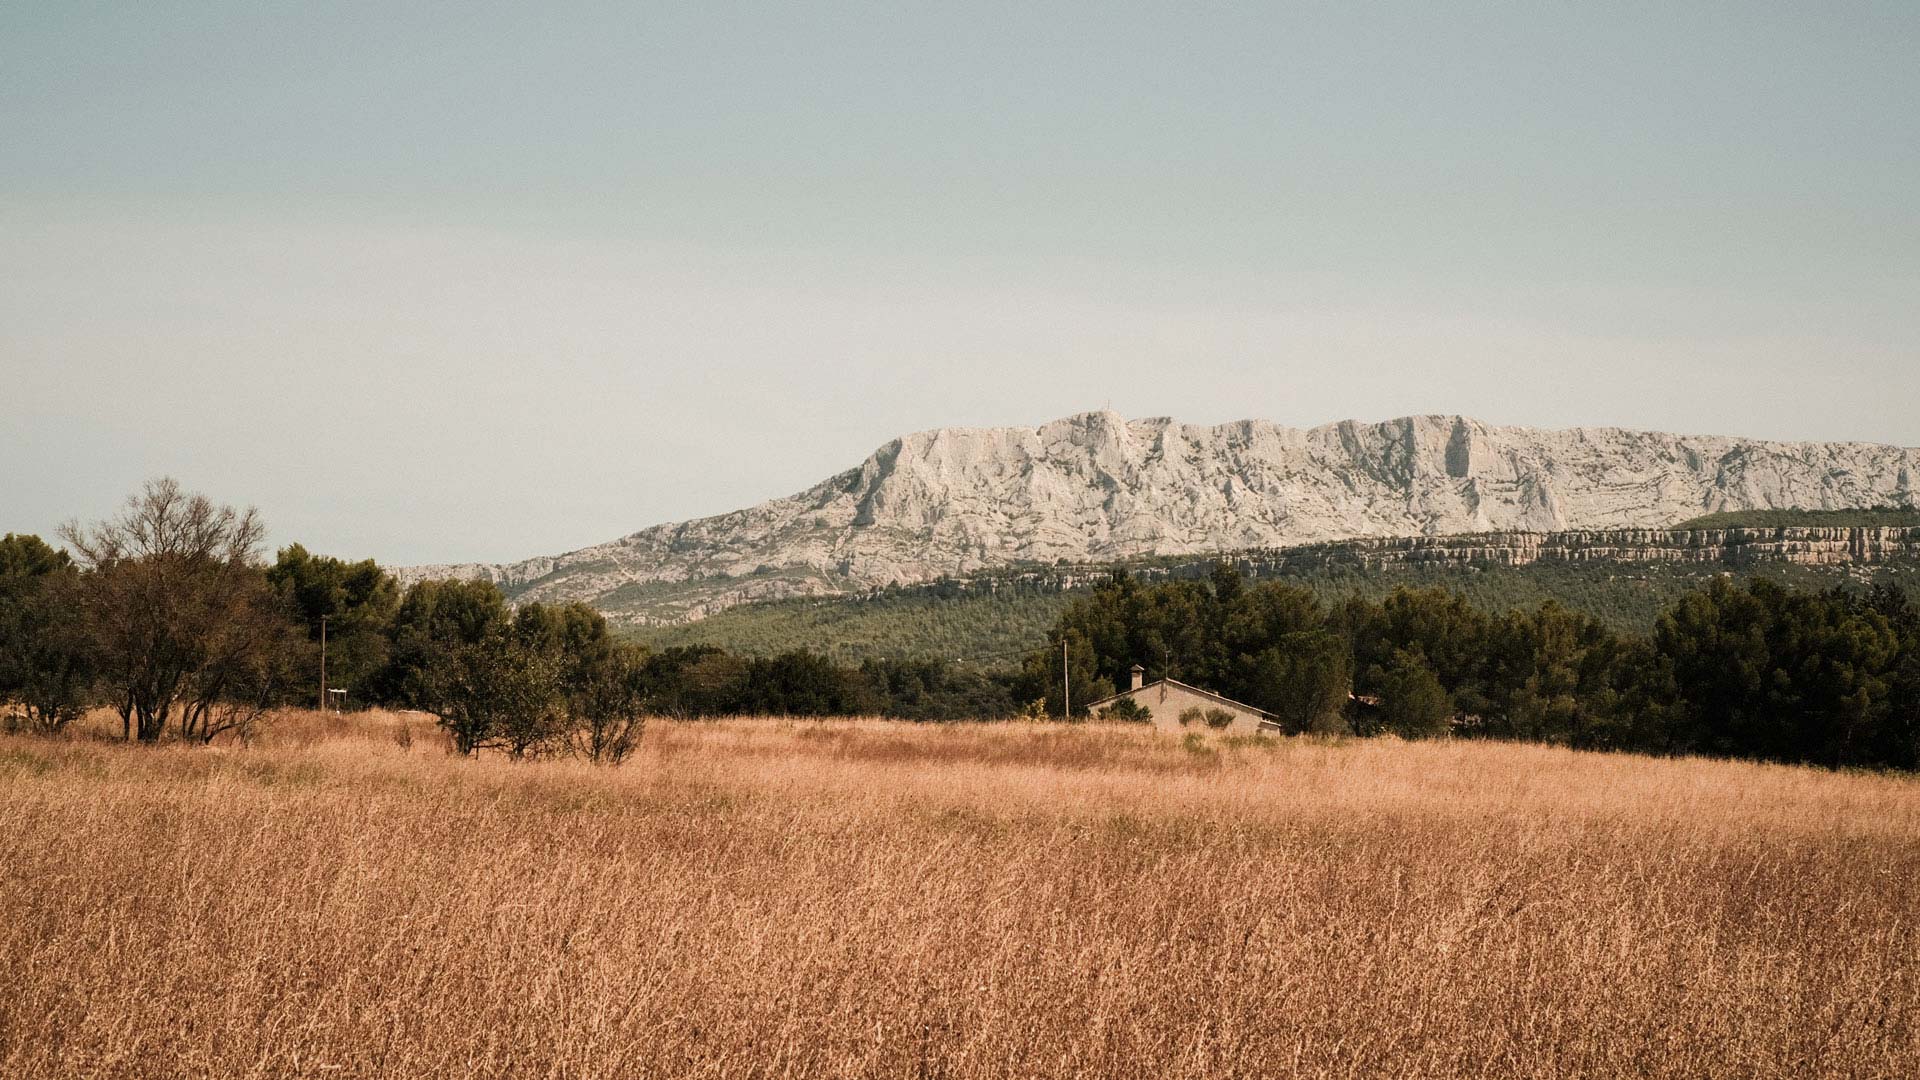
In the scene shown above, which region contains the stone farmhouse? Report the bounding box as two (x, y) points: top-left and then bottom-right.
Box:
(1085, 665), (1279, 735)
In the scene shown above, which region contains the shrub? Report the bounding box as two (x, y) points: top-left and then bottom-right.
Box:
(1203, 708), (1235, 729)
(1178, 706), (1205, 727)
(424, 633), (562, 757)
(566, 645), (649, 765)
(1099, 698), (1152, 723)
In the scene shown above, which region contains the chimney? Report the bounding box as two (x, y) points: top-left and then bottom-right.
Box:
(1130, 664), (1145, 691)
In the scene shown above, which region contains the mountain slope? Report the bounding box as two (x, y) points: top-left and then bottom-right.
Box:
(402, 412), (1920, 623)
(633, 553), (1920, 665)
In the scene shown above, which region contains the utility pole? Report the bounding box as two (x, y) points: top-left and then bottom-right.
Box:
(318, 615), (329, 713)
(1062, 638), (1070, 719)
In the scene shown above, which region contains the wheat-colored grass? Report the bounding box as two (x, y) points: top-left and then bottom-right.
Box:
(2, 711), (1916, 1078)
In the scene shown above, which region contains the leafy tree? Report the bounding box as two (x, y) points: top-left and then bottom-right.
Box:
(740, 650), (879, 716)
(1866, 585), (1920, 769)
(395, 597), (651, 758)
(0, 535), (92, 734)
(379, 578), (509, 708)
(1377, 651), (1452, 738)
(1881, 644), (1920, 770)
(0, 533), (69, 579)
(1130, 580), (1218, 687)
(424, 631), (561, 757)
(1208, 561), (1243, 605)
(267, 544), (400, 705)
(1474, 602), (1631, 745)
(1652, 578), (1902, 766)
(1246, 631), (1351, 734)
(861, 658), (1017, 721)
(1221, 581), (1323, 649)
(642, 646), (752, 717)
(1344, 588), (1493, 714)
(514, 600), (615, 664)
(566, 642), (650, 764)
(176, 573), (305, 744)
(1020, 628), (1114, 718)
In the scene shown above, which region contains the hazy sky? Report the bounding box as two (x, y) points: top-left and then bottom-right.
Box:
(4, 2), (1917, 564)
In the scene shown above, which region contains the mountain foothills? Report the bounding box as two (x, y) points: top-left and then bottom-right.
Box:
(11, 481), (1920, 770)
(405, 412), (1920, 624)
(633, 537), (1920, 664)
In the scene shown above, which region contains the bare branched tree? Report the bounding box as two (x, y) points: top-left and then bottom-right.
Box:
(175, 574), (305, 744)
(59, 478), (289, 743)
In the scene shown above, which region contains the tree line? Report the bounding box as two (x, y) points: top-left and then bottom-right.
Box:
(0, 481), (1019, 756)
(1023, 564), (1920, 769)
(10, 480), (1920, 771)
(636, 549), (1919, 668)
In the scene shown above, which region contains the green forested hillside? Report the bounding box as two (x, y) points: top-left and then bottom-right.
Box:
(1673, 507), (1920, 529)
(629, 556), (1920, 666)
(629, 588), (1067, 665)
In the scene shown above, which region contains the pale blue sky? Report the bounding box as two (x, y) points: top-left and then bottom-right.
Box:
(4, 2), (1917, 563)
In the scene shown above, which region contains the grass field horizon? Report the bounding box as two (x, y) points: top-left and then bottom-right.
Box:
(4, 711), (1917, 1077)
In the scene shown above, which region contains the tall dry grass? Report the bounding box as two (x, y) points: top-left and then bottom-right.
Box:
(1, 713), (1916, 1078)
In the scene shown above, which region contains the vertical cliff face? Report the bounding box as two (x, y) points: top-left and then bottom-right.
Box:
(400, 413), (1920, 622)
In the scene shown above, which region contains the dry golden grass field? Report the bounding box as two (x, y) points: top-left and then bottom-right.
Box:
(2, 711), (1918, 1079)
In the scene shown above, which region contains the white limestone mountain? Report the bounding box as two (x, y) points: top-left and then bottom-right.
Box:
(402, 412), (1920, 624)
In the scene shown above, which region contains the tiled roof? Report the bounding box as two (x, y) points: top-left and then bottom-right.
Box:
(1084, 678), (1274, 719)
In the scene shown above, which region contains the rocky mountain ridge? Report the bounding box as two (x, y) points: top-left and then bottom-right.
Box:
(401, 413), (1920, 623)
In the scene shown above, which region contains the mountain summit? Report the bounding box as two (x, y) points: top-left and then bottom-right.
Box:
(404, 413), (1920, 623)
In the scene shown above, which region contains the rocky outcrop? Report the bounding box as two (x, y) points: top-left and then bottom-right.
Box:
(399, 413), (1920, 623)
(1272, 526), (1920, 571)
(850, 526), (1920, 603)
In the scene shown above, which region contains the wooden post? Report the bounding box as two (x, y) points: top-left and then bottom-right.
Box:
(319, 614), (329, 713)
(1062, 638), (1070, 719)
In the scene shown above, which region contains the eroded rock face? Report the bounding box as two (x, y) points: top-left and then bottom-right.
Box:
(1235, 526), (1920, 573)
(398, 413), (1920, 623)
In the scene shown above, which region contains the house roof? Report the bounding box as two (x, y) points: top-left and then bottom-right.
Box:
(1084, 678), (1275, 719)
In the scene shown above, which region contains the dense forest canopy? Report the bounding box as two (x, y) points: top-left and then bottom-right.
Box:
(635, 555), (1920, 664)
(1672, 507), (1920, 529)
(1020, 568), (1920, 769)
